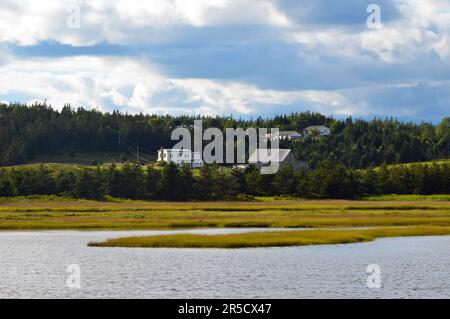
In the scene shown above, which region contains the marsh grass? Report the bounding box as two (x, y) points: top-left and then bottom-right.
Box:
(364, 194), (450, 202)
(2, 210), (450, 230)
(0, 197), (449, 230)
(88, 226), (450, 248)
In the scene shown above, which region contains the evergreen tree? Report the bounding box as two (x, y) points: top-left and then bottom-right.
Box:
(146, 165), (161, 199)
(74, 169), (104, 199)
(157, 163), (182, 200)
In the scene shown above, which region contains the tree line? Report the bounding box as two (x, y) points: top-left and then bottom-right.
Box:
(1, 103), (449, 168)
(1, 162), (449, 200)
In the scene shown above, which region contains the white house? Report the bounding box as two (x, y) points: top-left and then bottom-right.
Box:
(304, 125), (330, 136)
(264, 131), (302, 141)
(157, 148), (204, 168)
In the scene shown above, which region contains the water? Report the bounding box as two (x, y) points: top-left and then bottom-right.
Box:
(1, 229), (450, 299)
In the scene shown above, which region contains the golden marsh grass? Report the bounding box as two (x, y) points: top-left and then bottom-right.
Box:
(0, 197), (449, 231)
(88, 226), (450, 248)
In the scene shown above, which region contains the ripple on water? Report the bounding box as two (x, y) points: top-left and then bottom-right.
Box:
(0, 229), (450, 299)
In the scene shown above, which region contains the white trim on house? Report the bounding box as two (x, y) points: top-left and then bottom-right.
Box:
(157, 149), (204, 168)
(264, 131), (302, 141)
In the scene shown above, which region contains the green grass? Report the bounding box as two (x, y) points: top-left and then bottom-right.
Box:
(0, 163), (159, 177)
(387, 159), (450, 168)
(88, 226), (450, 248)
(1, 163), (93, 173)
(1, 197), (449, 248)
(30, 152), (156, 165)
(0, 196), (449, 230)
(369, 159), (450, 171)
(5, 156), (447, 171)
(31, 152), (123, 165)
(365, 194), (450, 201)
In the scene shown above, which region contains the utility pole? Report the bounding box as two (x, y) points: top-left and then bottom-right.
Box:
(136, 146), (140, 164)
(118, 131), (121, 154)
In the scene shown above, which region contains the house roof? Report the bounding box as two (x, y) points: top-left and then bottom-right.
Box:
(280, 131), (301, 136)
(264, 131), (301, 137)
(248, 149), (291, 163)
(159, 149), (191, 152)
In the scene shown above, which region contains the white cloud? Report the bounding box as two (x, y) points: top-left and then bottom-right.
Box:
(287, 0), (450, 63)
(0, 0), (292, 46)
(359, 0), (450, 63)
(1, 0), (449, 121)
(433, 34), (450, 60)
(0, 55), (358, 116)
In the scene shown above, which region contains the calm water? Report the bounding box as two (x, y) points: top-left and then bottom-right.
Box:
(1, 229), (450, 299)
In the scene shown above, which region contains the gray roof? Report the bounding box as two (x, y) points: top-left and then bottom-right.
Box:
(279, 131), (301, 136)
(248, 149), (291, 163)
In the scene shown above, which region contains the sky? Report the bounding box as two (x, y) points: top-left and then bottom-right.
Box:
(0, 0), (449, 122)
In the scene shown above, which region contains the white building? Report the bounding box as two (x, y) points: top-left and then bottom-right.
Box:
(264, 131), (302, 141)
(157, 148), (204, 168)
(304, 125), (330, 136)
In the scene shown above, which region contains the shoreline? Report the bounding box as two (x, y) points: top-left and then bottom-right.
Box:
(87, 226), (450, 249)
(1, 197), (449, 246)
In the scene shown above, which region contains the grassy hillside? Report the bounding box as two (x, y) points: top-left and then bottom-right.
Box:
(30, 151), (157, 166)
(5, 157), (450, 171)
(5, 156), (449, 171)
(30, 152), (124, 165)
(2, 104), (450, 169)
(0, 162), (149, 174)
(385, 159), (450, 169)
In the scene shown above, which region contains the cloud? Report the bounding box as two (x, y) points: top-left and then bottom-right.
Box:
(0, 55), (359, 117)
(1, 54), (449, 122)
(285, 0), (450, 64)
(0, 0), (292, 46)
(278, 0), (401, 26)
(343, 81), (450, 121)
(0, 0), (449, 122)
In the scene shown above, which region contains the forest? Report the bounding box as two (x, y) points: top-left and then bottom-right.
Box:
(0, 103), (449, 201)
(1, 103), (450, 168)
(0, 161), (449, 200)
